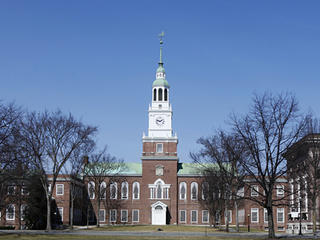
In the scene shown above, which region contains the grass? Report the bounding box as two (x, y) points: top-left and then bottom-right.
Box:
(0, 234), (270, 240)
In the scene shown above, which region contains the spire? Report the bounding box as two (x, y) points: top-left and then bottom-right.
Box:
(159, 31), (164, 65)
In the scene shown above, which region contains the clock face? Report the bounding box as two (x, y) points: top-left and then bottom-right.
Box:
(155, 116), (165, 126)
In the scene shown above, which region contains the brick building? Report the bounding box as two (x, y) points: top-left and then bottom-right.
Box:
(0, 37), (317, 233)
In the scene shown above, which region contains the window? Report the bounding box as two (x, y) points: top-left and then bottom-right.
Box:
(251, 185), (259, 197)
(121, 182), (128, 199)
(202, 182), (209, 200)
(132, 209), (139, 222)
(156, 182), (162, 198)
(277, 208), (284, 223)
(121, 210), (128, 222)
(56, 184), (64, 195)
(251, 208), (259, 223)
(110, 209), (117, 222)
(237, 187), (244, 197)
(276, 185), (284, 197)
(88, 181), (95, 199)
(156, 143), (163, 153)
(238, 209), (245, 223)
(179, 182), (187, 200)
(48, 184), (52, 194)
(164, 89), (168, 101)
(57, 207), (63, 221)
(180, 210), (186, 223)
(191, 210), (198, 223)
(202, 210), (209, 223)
(158, 88), (163, 101)
(21, 187), (29, 195)
(156, 165), (164, 176)
(21, 204), (27, 221)
(133, 182), (140, 199)
(149, 179), (170, 199)
(191, 182), (198, 200)
(100, 182), (106, 199)
(110, 182), (117, 199)
(264, 208), (268, 223)
(99, 209), (105, 222)
(7, 186), (15, 195)
(225, 210), (232, 223)
(6, 204), (15, 221)
(153, 89), (157, 101)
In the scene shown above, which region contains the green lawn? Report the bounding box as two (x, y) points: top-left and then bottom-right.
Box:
(0, 234), (270, 240)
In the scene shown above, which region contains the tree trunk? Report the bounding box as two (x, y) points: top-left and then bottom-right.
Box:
(267, 206), (275, 239)
(312, 200), (316, 236)
(225, 205), (229, 232)
(96, 197), (100, 227)
(235, 201), (239, 232)
(86, 204), (89, 229)
(70, 193), (74, 230)
(46, 196), (52, 231)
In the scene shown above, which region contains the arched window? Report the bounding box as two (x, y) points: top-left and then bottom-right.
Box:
(133, 182), (140, 199)
(164, 89), (168, 101)
(202, 182), (209, 200)
(121, 182), (128, 199)
(179, 182), (187, 200)
(156, 182), (162, 199)
(158, 88), (163, 101)
(153, 89), (157, 101)
(100, 182), (106, 199)
(88, 181), (95, 199)
(110, 182), (117, 199)
(191, 182), (198, 200)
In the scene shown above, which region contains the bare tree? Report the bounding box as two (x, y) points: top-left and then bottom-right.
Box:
(230, 92), (306, 238)
(191, 130), (246, 232)
(20, 110), (97, 231)
(83, 147), (124, 227)
(62, 141), (95, 229)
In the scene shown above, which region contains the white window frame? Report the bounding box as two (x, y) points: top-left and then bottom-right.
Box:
(156, 143), (163, 153)
(110, 209), (117, 222)
(191, 210), (198, 223)
(264, 208), (268, 223)
(191, 182), (198, 200)
(226, 210), (232, 223)
(132, 209), (139, 222)
(58, 207), (63, 221)
(251, 185), (259, 197)
(6, 204), (15, 221)
(202, 210), (209, 223)
(121, 182), (128, 199)
(277, 208), (284, 223)
(179, 210), (186, 223)
(251, 208), (259, 223)
(99, 209), (105, 222)
(179, 182), (187, 200)
(276, 185), (284, 197)
(56, 184), (64, 196)
(132, 182), (140, 200)
(88, 181), (95, 199)
(100, 182), (106, 199)
(121, 209), (128, 223)
(110, 182), (117, 199)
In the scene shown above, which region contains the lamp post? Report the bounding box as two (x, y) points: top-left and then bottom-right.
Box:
(299, 197), (302, 235)
(248, 213), (250, 232)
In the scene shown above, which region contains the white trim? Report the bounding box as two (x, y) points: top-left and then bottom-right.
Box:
(191, 210), (198, 223)
(202, 210), (209, 223)
(56, 184), (64, 196)
(264, 208), (268, 223)
(110, 182), (117, 199)
(88, 181), (95, 199)
(251, 208), (259, 223)
(6, 204), (15, 221)
(277, 208), (284, 223)
(276, 185), (284, 197)
(121, 182), (129, 199)
(121, 209), (128, 222)
(110, 209), (117, 222)
(251, 185), (259, 197)
(191, 182), (198, 200)
(179, 182), (187, 200)
(99, 209), (106, 222)
(132, 209), (139, 222)
(156, 143), (163, 153)
(179, 210), (186, 223)
(132, 182), (140, 200)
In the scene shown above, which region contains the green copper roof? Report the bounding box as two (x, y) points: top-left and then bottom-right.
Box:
(152, 78), (170, 88)
(156, 64), (165, 73)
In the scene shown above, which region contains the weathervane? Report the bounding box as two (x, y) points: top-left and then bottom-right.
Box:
(159, 31), (164, 45)
(159, 32), (164, 64)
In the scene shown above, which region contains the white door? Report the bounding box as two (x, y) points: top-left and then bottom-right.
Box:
(152, 205), (166, 225)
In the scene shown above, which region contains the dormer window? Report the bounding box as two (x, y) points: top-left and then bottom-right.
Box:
(156, 143), (163, 153)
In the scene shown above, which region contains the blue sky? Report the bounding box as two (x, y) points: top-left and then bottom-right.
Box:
(1, 1), (320, 162)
